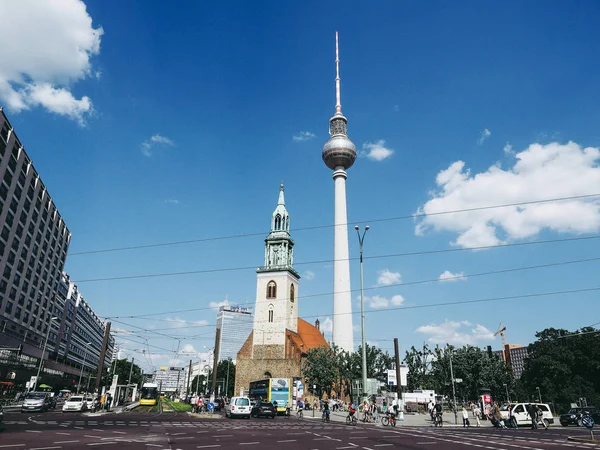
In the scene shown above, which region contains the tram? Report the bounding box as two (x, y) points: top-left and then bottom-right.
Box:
(139, 382), (159, 406)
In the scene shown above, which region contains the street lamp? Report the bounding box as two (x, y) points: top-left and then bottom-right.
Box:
(536, 386), (542, 403)
(354, 225), (369, 401)
(77, 342), (92, 393)
(448, 350), (458, 425)
(33, 316), (58, 391)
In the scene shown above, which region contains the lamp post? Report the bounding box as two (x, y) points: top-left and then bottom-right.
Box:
(354, 225), (369, 400)
(33, 316), (58, 391)
(448, 350), (458, 425)
(504, 383), (510, 404)
(536, 386), (542, 403)
(77, 342), (92, 393)
(225, 358), (231, 398)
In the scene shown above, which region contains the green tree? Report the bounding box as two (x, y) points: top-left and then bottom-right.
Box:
(302, 346), (339, 398)
(214, 359), (236, 397)
(106, 359), (143, 387)
(405, 344), (434, 390)
(518, 327), (600, 413)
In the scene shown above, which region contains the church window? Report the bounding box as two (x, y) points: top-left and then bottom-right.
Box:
(267, 281), (277, 299)
(290, 284), (295, 303)
(282, 216), (286, 230)
(274, 214), (281, 230)
(268, 305), (274, 323)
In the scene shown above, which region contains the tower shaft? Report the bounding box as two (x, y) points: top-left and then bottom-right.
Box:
(332, 169), (353, 351)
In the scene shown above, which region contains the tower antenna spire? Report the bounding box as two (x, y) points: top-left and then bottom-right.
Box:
(335, 31), (342, 115)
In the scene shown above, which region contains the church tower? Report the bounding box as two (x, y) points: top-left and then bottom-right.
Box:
(253, 183), (300, 359)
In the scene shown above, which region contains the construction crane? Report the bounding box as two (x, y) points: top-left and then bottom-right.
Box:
(494, 323), (508, 363)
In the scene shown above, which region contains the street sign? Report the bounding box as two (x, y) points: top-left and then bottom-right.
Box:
(582, 415), (595, 429)
(454, 378), (463, 383)
(387, 369), (397, 386)
(207, 402), (214, 411)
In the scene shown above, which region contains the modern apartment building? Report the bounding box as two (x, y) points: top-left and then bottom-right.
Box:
(0, 108), (71, 362)
(216, 302), (253, 362)
(495, 344), (529, 379)
(52, 272), (114, 374)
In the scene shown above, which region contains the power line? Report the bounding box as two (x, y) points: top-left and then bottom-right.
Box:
(110, 285), (600, 337)
(69, 193), (600, 257)
(104, 254), (600, 321)
(75, 234), (600, 284)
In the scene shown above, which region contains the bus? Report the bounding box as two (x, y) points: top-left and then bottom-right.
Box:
(139, 382), (159, 406)
(248, 378), (291, 414)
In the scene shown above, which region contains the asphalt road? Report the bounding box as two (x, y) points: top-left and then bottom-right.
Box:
(0, 409), (597, 450)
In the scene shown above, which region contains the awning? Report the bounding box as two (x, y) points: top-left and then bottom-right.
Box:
(39, 384), (53, 389)
(0, 381), (14, 385)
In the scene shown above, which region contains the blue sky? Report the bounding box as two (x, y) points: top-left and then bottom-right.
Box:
(1, 0), (599, 371)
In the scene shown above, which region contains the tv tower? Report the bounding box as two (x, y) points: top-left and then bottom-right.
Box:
(322, 32), (356, 352)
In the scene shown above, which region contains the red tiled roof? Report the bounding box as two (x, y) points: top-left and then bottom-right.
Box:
(296, 318), (328, 351)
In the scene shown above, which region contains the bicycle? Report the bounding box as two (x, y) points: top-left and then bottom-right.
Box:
(434, 412), (443, 427)
(322, 410), (330, 423)
(296, 408), (304, 419)
(381, 412), (397, 427)
(346, 412), (357, 426)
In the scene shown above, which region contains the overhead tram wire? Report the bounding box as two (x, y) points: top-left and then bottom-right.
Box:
(103, 254), (600, 321)
(75, 234), (600, 284)
(109, 285), (600, 336)
(68, 193), (600, 257)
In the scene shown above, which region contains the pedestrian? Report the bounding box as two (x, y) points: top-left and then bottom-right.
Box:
(527, 404), (537, 429)
(372, 402), (379, 423)
(105, 392), (112, 412)
(473, 405), (481, 427)
(462, 407), (470, 427)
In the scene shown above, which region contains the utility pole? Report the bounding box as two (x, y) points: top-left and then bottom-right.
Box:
(95, 321), (111, 393)
(127, 357), (134, 385)
(225, 359), (230, 398)
(355, 225), (369, 400)
(187, 360), (192, 396)
(394, 338), (402, 400)
(210, 328), (221, 401)
(449, 351), (458, 425)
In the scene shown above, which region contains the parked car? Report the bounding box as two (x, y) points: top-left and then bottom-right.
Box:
(250, 401), (276, 419)
(499, 403), (554, 427)
(560, 407), (600, 427)
(62, 395), (88, 412)
(21, 392), (51, 413)
(225, 396), (251, 419)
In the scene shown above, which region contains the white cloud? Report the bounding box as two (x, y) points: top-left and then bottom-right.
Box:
(416, 320), (495, 346)
(320, 317), (333, 334)
(365, 294), (405, 310)
(438, 270), (467, 282)
(361, 140), (394, 161)
(415, 141), (600, 248)
(0, 0), (102, 124)
(503, 143), (514, 155)
(164, 317), (208, 329)
(478, 128), (491, 144)
(293, 131), (316, 142)
(141, 134), (174, 157)
(209, 300), (228, 311)
(165, 199), (180, 205)
(376, 269), (401, 286)
(302, 270), (315, 281)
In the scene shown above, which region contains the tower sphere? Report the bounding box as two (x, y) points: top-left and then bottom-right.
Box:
(322, 118), (357, 170)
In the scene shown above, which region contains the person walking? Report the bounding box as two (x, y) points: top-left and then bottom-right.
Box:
(462, 407), (471, 427)
(105, 392), (112, 412)
(527, 404), (538, 429)
(473, 405), (481, 427)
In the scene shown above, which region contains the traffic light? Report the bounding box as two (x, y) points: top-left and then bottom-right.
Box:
(487, 345), (493, 358)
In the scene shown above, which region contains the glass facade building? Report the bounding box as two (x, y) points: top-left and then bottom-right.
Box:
(216, 303), (253, 362)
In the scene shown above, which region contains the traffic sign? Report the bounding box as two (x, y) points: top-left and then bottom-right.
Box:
(582, 415), (595, 429)
(207, 402), (214, 411)
(454, 378), (463, 383)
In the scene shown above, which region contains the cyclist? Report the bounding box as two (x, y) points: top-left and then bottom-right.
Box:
(434, 402), (443, 426)
(346, 402), (357, 425)
(296, 399), (304, 418)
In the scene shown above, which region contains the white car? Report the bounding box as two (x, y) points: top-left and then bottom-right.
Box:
(225, 396), (251, 419)
(62, 396), (88, 412)
(500, 403), (554, 426)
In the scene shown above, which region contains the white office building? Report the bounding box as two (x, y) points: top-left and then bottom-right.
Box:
(216, 301), (253, 362)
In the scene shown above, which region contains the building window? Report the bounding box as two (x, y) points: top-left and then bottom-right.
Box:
(274, 214), (281, 230)
(266, 281), (277, 299)
(290, 284), (295, 303)
(268, 305), (274, 323)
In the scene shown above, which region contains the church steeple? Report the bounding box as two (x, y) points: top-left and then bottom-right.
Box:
(259, 183), (299, 277)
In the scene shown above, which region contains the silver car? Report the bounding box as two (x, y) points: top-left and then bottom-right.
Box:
(21, 392), (51, 412)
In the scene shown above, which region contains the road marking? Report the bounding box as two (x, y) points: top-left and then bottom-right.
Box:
(276, 440), (297, 443)
(170, 432), (187, 436)
(26, 430), (42, 433)
(85, 435), (103, 439)
(196, 445), (221, 449)
(55, 432), (71, 435)
(87, 443), (118, 446)
(336, 447), (357, 449)
(30, 447), (62, 450)
(112, 431), (127, 434)
(176, 437), (194, 440)
(54, 441), (80, 444)
(0, 445), (26, 449)
(213, 435), (233, 437)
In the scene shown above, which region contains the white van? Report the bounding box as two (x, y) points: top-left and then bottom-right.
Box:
(500, 403), (554, 426)
(225, 397), (251, 419)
